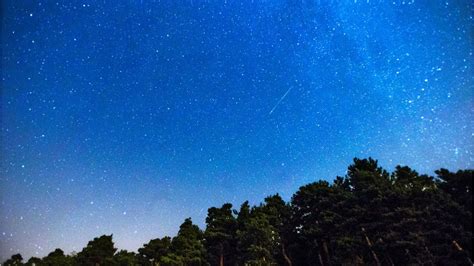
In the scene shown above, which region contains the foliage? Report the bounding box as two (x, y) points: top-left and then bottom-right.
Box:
(3, 254), (23, 266)
(138, 236), (172, 265)
(113, 250), (137, 266)
(204, 203), (238, 266)
(3, 158), (472, 266)
(168, 218), (207, 266)
(75, 235), (117, 266)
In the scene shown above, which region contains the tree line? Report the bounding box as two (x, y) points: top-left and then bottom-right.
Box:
(3, 158), (472, 265)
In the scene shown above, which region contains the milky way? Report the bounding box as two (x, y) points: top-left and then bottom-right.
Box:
(1, 0), (472, 260)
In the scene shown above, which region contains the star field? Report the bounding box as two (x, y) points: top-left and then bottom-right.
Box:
(1, 0), (473, 261)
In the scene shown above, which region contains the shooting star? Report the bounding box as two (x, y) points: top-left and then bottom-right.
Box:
(269, 87), (293, 115)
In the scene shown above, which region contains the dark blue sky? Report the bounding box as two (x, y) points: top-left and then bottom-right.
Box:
(1, 0), (472, 260)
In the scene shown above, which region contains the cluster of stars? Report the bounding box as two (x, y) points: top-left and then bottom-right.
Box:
(1, 0), (472, 261)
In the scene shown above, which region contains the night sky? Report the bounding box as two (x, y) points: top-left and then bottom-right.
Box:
(1, 0), (473, 261)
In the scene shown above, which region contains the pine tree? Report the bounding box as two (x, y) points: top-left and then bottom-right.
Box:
(204, 203), (238, 266)
(42, 248), (74, 266)
(436, 169), (472, 214)
(138, 236), (172, 265)
(3, 158), (472, 266)
(25, 257), (42, 266)
(236, 208), (277, 265)
(291, 180), (355, 265)
(168, 218), (207, 266)
(76, 235), (117, 266)
(113, 250), (137, 266)
(3, 254), (23, 266)
(260, 194), (292, 266)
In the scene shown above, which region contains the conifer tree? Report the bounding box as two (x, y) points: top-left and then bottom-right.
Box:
(138, 237), (172, 265)
(76, 235), (117, 266)
(2, 158), (472, 266)
(167, 218), (207, 266)
(236, 208), (276, 265)
(204, 203), (238, 266)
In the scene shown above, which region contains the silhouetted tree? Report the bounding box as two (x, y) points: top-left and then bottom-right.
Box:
(436, 169), (473, 213)
(113, 250), (137, 266)
(260, 194), (292, 265)
(25, 257), (42, 266)
(291, 180), (355, 265)
(237, 206), (277, 265)
(166, 218), (207, 266)
(3, 158), (472, 266)
(204, 203), (238, 266)
(76, 235), (116, 266)
(41, 248), (74, 266)
(138, 237), (172, 265)
(3, 254), (23, 266)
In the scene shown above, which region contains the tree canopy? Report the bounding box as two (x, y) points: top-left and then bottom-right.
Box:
(3, 158), (472, 266)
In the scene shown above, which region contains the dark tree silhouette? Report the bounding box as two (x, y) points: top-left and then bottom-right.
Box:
(113, 250), (137, 266)
(3, 254), (23, 266)
(138, 236), (172, 265)
(3, 158), (472, 266)
(204, 203), (238, 266)
(436, 169), (473, 214)
(164, 218), (207, 266)
(76, 235), (117, 266)
(42, 249), (74, 265)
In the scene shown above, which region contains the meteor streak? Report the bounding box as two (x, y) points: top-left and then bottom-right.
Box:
(269, 87), (293, 115)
